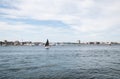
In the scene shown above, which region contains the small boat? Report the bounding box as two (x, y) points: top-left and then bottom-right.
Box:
(45, 39), (50, 49)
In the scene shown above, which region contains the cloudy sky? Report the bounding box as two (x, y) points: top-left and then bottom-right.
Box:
(0, 0), (120, 42)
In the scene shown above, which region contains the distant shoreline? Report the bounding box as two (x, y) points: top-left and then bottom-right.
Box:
(0, 40), (120, 46)
(0, 43), (120, 47)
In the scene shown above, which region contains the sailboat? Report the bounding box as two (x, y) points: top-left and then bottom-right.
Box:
(45, 39), (50, 49)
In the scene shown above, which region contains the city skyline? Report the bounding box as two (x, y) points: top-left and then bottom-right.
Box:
(0, 0), (120, 42)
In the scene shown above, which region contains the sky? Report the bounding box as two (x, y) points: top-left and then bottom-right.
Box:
(0, 0), (120, 42)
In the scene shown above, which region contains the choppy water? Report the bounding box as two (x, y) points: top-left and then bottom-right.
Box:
(0, 45), (120, 79)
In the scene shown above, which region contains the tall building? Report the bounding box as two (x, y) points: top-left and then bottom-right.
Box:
(77, 40), (81, 44)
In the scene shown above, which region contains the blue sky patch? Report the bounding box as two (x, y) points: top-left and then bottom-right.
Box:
(0, 17), (69, 28)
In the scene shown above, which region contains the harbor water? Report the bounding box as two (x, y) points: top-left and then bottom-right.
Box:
(0, 45), (120, 79)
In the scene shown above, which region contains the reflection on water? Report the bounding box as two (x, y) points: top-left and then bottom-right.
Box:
(0, 45), (120, 79)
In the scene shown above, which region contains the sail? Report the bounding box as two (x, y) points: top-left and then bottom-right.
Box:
(45, 39), (49, 46)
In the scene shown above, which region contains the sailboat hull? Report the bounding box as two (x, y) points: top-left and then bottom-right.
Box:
(45, 46), (50, 49)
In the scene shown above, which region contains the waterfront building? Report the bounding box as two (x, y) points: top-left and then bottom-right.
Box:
(0, 41), (3, 46)
(14, 41), (20, 46)
(88, 42), (95, 44)
(77, 40), (81, 44)
(95, 42), (100, 44)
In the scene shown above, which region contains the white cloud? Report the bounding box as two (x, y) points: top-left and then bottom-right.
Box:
(0, 21), (35, 31)
(0, 21), (76, 42)
(0, 0), (120, 41)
